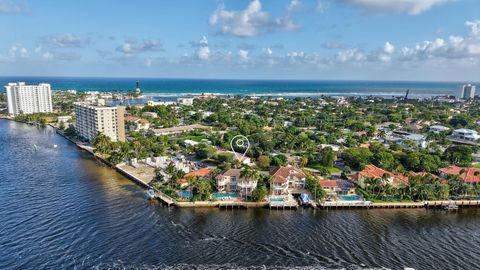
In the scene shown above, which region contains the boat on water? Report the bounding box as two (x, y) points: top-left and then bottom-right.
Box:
(299, 193), (311, 205)
(444, 202), (459, 210)
(145, 189), (156, 200)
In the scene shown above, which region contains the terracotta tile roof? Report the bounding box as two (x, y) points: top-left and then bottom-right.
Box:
(270, 166), (306, 184)
(319, 180), (338, 188)
(180, 168), (211, 185)
(353, 131), (368, 136)
(464, 168), (480, 183)
(439, 165), (464, 175)
(185, 168), (211, 178)
(357, 165), (408, 187)
(357, 165), (390, 179)
(439, 165), (480, 183)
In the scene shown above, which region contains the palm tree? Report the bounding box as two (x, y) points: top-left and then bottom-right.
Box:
(131, 140), (143, 159)
(240, 167), (260, 201)
(91, 133), (112, 155)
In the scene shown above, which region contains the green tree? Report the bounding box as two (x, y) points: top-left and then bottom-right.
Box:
(257, 155), (271, 169)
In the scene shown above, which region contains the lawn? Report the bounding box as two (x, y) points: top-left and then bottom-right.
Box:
(308, 163), (341, 173)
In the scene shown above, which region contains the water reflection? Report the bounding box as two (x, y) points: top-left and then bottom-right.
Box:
(1, 120), (480, 270)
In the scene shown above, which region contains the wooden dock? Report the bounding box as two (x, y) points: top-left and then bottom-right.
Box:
(425, 200), (480, 208)
(320, 201), (372, 209)
(371, 202), (424, 208)
(218, 202), (247, 209)
(152, 189), (176, 206)
(269, 201), (299, 209)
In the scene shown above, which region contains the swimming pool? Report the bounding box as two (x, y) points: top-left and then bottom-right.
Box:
(338, 195), (362, 201)
(211, 193), (240, 199)
(270, 198), (284, 202)
(177, 191), (193, 198)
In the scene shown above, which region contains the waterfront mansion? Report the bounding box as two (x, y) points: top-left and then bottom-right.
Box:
(216, 169), (258, 196)
(270, 166), (307, 195)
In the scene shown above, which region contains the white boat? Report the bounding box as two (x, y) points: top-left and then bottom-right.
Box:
(145, 189), (156, 200)
(444, 202), (459, 210)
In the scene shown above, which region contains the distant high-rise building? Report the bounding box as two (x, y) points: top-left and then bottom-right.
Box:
(5, 82), (53, 115)
(458, 84), (476, 99)
(74, 103), (125, 142)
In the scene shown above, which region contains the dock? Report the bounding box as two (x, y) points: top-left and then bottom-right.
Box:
(425, 200), (480, 208)
(269, 200), (299, 209)
(371, 202), (424, 208)
(320, 201), (372, 209)
(218, 202), (248, 209)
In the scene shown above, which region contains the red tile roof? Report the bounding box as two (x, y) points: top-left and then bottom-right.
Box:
(359, 143), (370, 148)
(270, 166), (306, 184)
(357, 165), (408, 187)
(439, 165), (480, 183)
(438, 165), (464, 175)
(353, 131), (368, 136)
(180, 168), (211, 185)
(319, 180), (338, 188)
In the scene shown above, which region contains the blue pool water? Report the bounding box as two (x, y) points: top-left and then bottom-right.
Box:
(211, 193), (240, 199)
(177, 191), (193, 198)
(270, 198), (284, 202)
(339, 195), (363, 201)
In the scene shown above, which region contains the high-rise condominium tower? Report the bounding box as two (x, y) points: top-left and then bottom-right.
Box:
(5, 82), (53, 115)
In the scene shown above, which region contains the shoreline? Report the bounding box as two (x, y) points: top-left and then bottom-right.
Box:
(4, 118), (480, 211)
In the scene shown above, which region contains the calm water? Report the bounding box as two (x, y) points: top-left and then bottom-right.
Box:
(0, 76), (473, 98)
(1, 119), (480, 270)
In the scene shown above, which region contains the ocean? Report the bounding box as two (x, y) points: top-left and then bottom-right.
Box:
(0, 76), (473, 98)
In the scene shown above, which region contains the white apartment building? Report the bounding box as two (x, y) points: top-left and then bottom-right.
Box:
(457, 84), (476, 99)
(74, 103), (125, 142)
(5, 82), (53, 115)
(177, 97), (194, 106)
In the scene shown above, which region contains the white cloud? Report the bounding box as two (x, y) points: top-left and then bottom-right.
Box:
(465, 20), (480, 37)
(341, 0), (449, 15)
(8, 45), (28, 58)
(209, 0), (298, 37)
(398, 21), (480, 61)
(42, 34), (90, 48)
(0, 0), (28, 14)
(336, 49), (366, 63)
(145, 58), (153, 67)
(373, 41), (395, 62)
(42, 52), (53, 60)
(288, 0), (302, 12)
(238, 49), (249, 62)
(41, 51), (81, 61)
(116, 39), (163, 55)
(196, 36), (210, 60)
(383, 41), (395, 54)
(263, 47), (273, 56)
(317, 0), (329, 13)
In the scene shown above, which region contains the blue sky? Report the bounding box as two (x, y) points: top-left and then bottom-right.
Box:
(1, 0), (480, 81)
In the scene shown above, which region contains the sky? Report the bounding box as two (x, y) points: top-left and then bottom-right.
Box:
(1, 0), (480, 81)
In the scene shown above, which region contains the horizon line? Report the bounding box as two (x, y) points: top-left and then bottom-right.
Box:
(0, 75), (478, 85)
